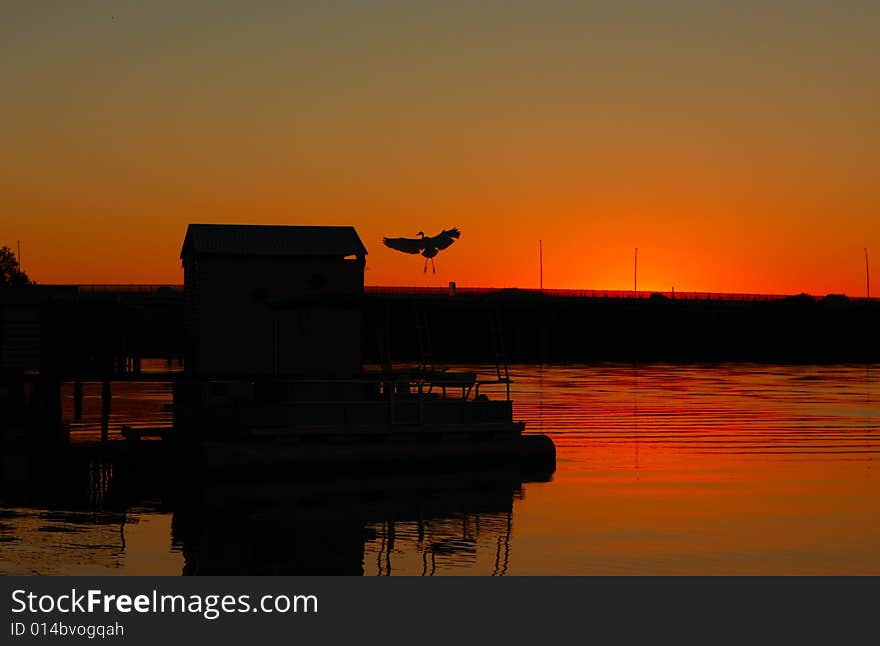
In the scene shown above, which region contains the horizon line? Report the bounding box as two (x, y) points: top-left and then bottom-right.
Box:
(26, 283), (878, 301)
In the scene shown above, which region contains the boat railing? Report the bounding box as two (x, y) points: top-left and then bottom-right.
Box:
(174, 371), (515, 431)
(196, 371), (513, 402)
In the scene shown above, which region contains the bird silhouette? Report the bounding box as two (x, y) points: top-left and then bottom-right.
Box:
(383, 228), (461, 273)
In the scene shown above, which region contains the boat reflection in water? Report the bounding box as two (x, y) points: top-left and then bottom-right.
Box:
(170, 465), (551, 576)
(0, 449), (551, 576)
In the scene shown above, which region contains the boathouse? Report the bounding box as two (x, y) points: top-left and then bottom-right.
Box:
(180, 224), (367, 377)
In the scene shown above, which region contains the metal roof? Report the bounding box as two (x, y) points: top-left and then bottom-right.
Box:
(180, 224), (367, 259)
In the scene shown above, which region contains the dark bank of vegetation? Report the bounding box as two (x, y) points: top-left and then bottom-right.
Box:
(0, 246), (31, 286)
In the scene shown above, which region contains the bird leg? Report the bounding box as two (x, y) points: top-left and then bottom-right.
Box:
(431, 258), (436, 274)
(423, 258), (428, 273)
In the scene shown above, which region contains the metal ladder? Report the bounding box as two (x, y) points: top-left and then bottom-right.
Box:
(488, 307), (511, 399)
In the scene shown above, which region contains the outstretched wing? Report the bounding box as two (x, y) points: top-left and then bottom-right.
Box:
(383, 236), (425, 254)
(430, 227), (460, 251)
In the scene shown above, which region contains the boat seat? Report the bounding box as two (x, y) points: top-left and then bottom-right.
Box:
(421, 371), (478, 398)
(424, 371), (477, 387)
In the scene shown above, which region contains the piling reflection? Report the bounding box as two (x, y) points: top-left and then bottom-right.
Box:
(171, 467), (549, 576)
(0, 454), (132, 575)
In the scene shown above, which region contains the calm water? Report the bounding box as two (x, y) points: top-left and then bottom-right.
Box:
(2, 364), (878, 575)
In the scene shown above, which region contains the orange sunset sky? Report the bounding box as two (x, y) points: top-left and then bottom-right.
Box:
(2, 1), (878, 294)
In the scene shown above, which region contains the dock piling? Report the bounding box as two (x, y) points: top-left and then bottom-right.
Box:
(100, 379), (112, 443)
(73, 380), (84, 420)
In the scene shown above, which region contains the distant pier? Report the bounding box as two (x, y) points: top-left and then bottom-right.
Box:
(1, 285), (878, 376)
(363, 288), (880, 364)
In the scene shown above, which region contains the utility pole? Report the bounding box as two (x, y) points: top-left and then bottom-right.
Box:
(634, 247), (638, 295)
(866, 248), (871, 299)
(539, 240), (544, 291)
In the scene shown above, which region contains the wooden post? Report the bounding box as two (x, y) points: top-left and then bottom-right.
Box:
(273, 318), (279, 377)
(101, 379), (111, 443)
(387, 378), (395, 425)
(73, 380), (84, 420)
(634, 247), (638, 295)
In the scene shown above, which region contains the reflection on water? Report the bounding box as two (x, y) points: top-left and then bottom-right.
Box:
(0, 507), (177, 576)
(2, 364), (879, 575)
(61, 358), (180, 444)
(0, 458), (182, 576)
(0, 457), (537, 576)
(502, 363), (879, 575)
(506, 364), (878, 459)
(172, 470), (531, 576)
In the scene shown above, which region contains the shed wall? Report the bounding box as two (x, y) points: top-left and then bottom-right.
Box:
(184, 255), (363, 377)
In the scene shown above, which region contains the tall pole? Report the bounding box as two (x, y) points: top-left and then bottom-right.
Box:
(634, 247), (638, 295)
(866, 248), (871, 299)
(539, 240), (543, 292)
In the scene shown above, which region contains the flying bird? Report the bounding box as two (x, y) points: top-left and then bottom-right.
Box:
(383, 228), (461, 273)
